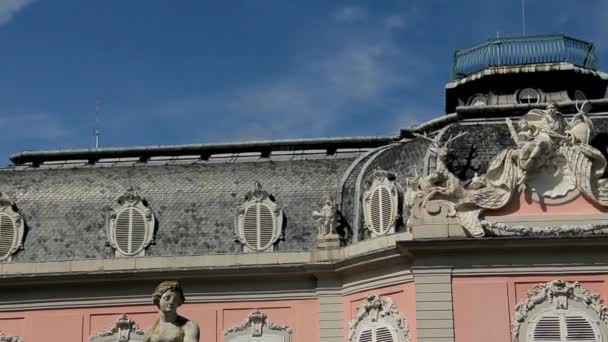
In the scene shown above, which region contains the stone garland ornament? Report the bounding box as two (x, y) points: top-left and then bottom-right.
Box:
(224, 309), (292, 340)
(89, 314), (145, 342)
(348, 294), (410, 342)
(512, 280), (608, 342)
(483, 221), (608, 237)
(0, 331), (22, 342)
(406, 102), (608, 237)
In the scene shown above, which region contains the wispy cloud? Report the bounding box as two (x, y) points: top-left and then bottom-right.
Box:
(335, 6), (367, 23)
(118, 6), (433, 142)
(0, 0), (33, 26)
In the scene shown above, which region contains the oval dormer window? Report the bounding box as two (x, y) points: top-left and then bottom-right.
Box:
(468, 94), (487, 106)
(107, 188), (156, 257)
(518, 88), (542, 104)
(0, 213), (17, 260)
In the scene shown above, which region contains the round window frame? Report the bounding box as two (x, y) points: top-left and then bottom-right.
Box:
(517, 88), (543, 104)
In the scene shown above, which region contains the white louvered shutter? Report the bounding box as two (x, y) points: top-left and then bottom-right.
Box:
(115, 207), (147, 255)
(358, 328), (373, 342)
(532, 312), (599, 342)
(357, 325), (396, 342)
(533, 315), (562, 342)
(243, 203), (275, 251)
(565, 315), (598, 342)
(369, 185), (395, 235)
(0, 213), (15, 260)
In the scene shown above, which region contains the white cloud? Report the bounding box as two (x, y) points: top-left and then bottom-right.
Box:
(0, 0), (33, 26)
(335, 6), (366, 23)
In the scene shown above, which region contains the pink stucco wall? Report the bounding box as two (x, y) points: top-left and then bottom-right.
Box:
(0, 298), (318, 342)
(343, 282), (417, 342)
(452, 274), (608, 342)
(486, 192), (608, 217)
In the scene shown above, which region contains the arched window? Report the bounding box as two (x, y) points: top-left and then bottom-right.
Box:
(0, 193), (25, 262)
(348, 294), (410, 342)
(235, 182), (284, 252)
(512, 280), (608, 342)
(107, 188), (156, 257)
(363, 169), (401, 237)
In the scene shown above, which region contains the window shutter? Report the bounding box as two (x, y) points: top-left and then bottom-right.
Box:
(369, 185), (394, 235)
(0, 213), (15, 259)
(115, 208), (147, 255)
(258, 204), (274, 249)
(358, 329), (373, 342)
(565, 315), (597, 342)
(375, 326), (395, 342)
(243, 205), (259, 249)
(533, 315), (562, 342)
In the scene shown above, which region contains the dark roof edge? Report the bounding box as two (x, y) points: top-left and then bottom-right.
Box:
(9, 136), (399, 166)
(400, 113), (460, 137)
(456, 98), (608, 119)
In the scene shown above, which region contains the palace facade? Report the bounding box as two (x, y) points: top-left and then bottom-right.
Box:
(1, 35), (608, 342)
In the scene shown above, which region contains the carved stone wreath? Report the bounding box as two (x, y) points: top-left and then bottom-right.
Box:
(224, 309), (291, 341)
(0, 193), (26, 262)
(512, 280), (608, 342)
(106, 187), (156, 257)
(89, 314), (145, 342)
(0, 330), (22, 342)
(348, 294), (410, 342)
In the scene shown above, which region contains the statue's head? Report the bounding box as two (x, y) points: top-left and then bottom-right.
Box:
(546, 103), (557, 115)
(152, 280), (186, 309)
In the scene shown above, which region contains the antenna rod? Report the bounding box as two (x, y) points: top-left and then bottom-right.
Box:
(521, 0), (526, 35)
(95, 99), (101, 149)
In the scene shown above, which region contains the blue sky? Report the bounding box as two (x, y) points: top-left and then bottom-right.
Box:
(0, 0), (606, 165)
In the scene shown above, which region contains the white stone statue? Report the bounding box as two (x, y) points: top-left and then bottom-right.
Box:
(312, 194), (338, 236)
(144, 281), (199, 342)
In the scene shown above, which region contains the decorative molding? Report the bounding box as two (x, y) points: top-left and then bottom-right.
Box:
(235, 181), (284, 252)
(89, 314), (145, 342)
(224, 309), (291, 341)
(483, 221), (608, 237)
(348, 293), (410, 342)
(512, 280), (608, 342)
(0, 331), (22, 342)
(106, 187), (156, 257)
(362, 169), (402, 238)
(0, 192), (26, 262)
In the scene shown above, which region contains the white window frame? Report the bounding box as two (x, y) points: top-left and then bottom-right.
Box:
(106, 188), (156, 257)
(362, 169), (401, 238)
(512, 280), (608, 342)
(0, 194), (25, 262)
(348, 294), (410, 342)
(235, 182), (284, 253)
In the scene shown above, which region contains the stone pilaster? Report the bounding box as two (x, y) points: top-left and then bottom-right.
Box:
(317, 274), (344, 342)
(413, 267), (454, 342)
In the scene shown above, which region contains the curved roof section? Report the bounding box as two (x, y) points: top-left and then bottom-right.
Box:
(452, 35), (597, 79)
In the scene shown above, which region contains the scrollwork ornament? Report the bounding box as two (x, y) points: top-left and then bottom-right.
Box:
(348, 294), (410, 342)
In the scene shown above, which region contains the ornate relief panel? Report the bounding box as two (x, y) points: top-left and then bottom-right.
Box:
(0, 193), (26, 262)
(224, 309), (292, 342)
(512, 280), (608, 342)
(362, 169), (402, 238)
(89, 314), (145, 342)
(235, 182), (284, 252)
(106, 187), (156, 257)
(348, 294), (410, 342)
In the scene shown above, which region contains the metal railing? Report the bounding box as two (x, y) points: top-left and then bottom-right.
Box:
(452, 35), (597, 79)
